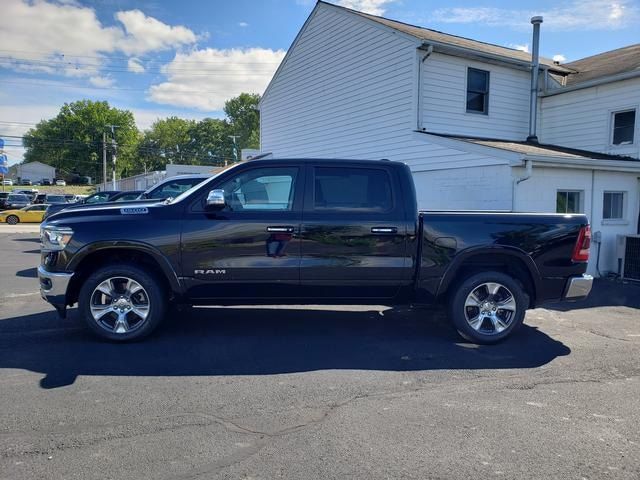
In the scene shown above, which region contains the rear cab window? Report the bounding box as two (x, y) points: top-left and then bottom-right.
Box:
(311, 166), (394, 213)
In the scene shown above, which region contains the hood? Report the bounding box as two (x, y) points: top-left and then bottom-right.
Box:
(46, 200), (165, 224)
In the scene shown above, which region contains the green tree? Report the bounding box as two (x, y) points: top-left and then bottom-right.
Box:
(22, 100), (139, 183)
(224, 93), (260, 151)
(137, 117), (196, 172)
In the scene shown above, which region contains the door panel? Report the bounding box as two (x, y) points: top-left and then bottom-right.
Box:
(180, 165), (304, 300)
(299, 165), (412, 299)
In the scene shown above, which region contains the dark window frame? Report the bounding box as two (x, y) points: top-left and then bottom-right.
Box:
(611, 109), (636, 145)
(556, 190), (583, 214)
(603, 191), (625, 220)
(466, 67), (490, 115)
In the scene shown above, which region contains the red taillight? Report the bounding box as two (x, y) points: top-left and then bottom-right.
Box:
(572, 225), (591, 262)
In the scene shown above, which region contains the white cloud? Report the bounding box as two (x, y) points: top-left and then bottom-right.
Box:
(127, 57), (145, 73)
(432, 0), (639, 31)
(553, 54), (567, 63)
(0, 0), (198, 78)
(115, 10), (197, 55)
(336, 0), (398, 16)
(89, 75), (115, 87)
(510, 43), (530, 53)
(148, 48), (286, 111)
(238, 22), (249, 28)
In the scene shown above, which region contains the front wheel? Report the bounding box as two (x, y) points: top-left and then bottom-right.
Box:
(448, 271), (527, 344)
(78, 264), (167, 341)
(6, 215), (19, 225)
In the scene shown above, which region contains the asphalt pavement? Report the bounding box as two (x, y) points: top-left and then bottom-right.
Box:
(0, 229), (639, 479)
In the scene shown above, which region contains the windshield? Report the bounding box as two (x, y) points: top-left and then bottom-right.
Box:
(46, 195), (66, 203)
(167, 165), (241, 204)
(8, 195), (28, 201)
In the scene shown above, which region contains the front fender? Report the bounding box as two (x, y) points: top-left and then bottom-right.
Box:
(67, 240), (183, 295)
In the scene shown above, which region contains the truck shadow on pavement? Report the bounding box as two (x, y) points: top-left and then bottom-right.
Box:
(0, 306), (571, 389)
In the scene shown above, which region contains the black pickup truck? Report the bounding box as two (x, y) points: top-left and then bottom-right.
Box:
(38, 158), (593, 344)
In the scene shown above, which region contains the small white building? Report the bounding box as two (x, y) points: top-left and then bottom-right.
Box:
(16, 161), (55, 183)
(259, 1), (640, 276)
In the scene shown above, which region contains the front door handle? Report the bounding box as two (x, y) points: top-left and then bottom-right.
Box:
(266, 226), (295, 233)
(371, 227), (398, 234)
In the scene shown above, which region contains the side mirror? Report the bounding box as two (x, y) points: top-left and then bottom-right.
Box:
(205, 189), (226, 210)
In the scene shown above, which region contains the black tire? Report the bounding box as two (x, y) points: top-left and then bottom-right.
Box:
(448, 271), (527, 344)
(78, 263), (167, 342)
(6, 215), (19, 225)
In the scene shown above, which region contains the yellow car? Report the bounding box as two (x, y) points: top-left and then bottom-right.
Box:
(0, 204), (49, 224)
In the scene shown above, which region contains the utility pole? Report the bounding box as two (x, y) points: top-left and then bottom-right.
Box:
(102, 132), (107, 190)
(105, 124), (119, 190)
(228, 135), (240, 165)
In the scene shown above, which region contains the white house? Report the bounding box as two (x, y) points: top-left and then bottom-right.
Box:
(15, 161), (56, 183)
(259, 1), (640, 276)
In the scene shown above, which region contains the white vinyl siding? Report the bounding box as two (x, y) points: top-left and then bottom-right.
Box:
(260, 4), (509, 174)
(539, 77), (640, 158)
(420, 53), (531, 140)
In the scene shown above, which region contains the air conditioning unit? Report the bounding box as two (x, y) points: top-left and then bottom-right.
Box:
(618, 234), (640, 281)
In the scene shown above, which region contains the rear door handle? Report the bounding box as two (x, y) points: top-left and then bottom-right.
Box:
(267, 226), (295, 233)
(371, 227), (398, 234)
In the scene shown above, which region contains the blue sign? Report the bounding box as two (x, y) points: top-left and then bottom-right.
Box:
(0, 138), (4, 149)
(0, 154), (8, 174)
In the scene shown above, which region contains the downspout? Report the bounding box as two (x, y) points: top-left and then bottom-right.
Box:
(527, 16), (543, 143)
(512, 158), (533, 211)
(417, 44), (433, 130)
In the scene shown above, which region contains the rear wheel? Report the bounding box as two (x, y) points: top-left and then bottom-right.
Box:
(448, 271), (527, 344)
(6, 215), (19, 225)
(78, 264), (167, 341)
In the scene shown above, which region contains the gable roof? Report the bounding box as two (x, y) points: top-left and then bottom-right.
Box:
(320, 1), (573, 73)
(564, 44), (640, 85)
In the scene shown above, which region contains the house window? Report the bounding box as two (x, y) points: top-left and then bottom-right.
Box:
(466, 68), (489, 114)
(612, 109), (635, 145)
(603, 191), (625, 220)
(556, 190), (583, 214)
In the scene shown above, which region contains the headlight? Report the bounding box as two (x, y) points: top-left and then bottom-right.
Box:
(40, 225), (74, 251)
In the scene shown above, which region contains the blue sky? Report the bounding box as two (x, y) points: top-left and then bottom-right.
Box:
(1, 0), (639, 165)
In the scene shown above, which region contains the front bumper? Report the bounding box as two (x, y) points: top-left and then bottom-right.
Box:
(38, 265), (73, 309)
(563, 274), (593, 300)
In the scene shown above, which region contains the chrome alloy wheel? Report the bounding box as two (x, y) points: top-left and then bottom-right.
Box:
(463, 282), (517, 335)
(89, 277), (150, 334)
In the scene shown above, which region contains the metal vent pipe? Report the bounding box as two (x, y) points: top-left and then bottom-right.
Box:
(527, 16), (543, 143)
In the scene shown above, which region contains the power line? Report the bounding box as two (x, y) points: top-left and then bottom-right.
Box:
(0, 50), (283, 65)
(1, 58), (279, 76)
(0, 79), (247, 95)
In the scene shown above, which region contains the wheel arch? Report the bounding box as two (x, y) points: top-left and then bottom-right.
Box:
(66, 242), (182, 306)
(436, 247), (540, 307)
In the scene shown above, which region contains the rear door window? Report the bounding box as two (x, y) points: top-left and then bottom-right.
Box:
(313, 167), (393, 212)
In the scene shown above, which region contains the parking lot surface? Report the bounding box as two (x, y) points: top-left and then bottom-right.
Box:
(1, 230), (639, 479)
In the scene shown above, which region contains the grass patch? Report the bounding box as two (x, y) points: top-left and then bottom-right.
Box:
(0, 185), (96, 195)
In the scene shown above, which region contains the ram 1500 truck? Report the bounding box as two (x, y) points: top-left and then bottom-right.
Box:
(38, 159), (593, 344)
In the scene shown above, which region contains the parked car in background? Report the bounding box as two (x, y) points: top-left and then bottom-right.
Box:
(55, 179), (66, 186)
(140, 175), (210, 201)
(0, 204), (49, 224)
(21, 179), (32, 186)
(109, 190), (145, 202)
(0, 192), (10, 210)
(4, 193), (31, 209)
(2, 179), (13, 186)
(45, 194), (69, 205)
(44, 190), (120, 220)
(41, 179), (51, 186)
